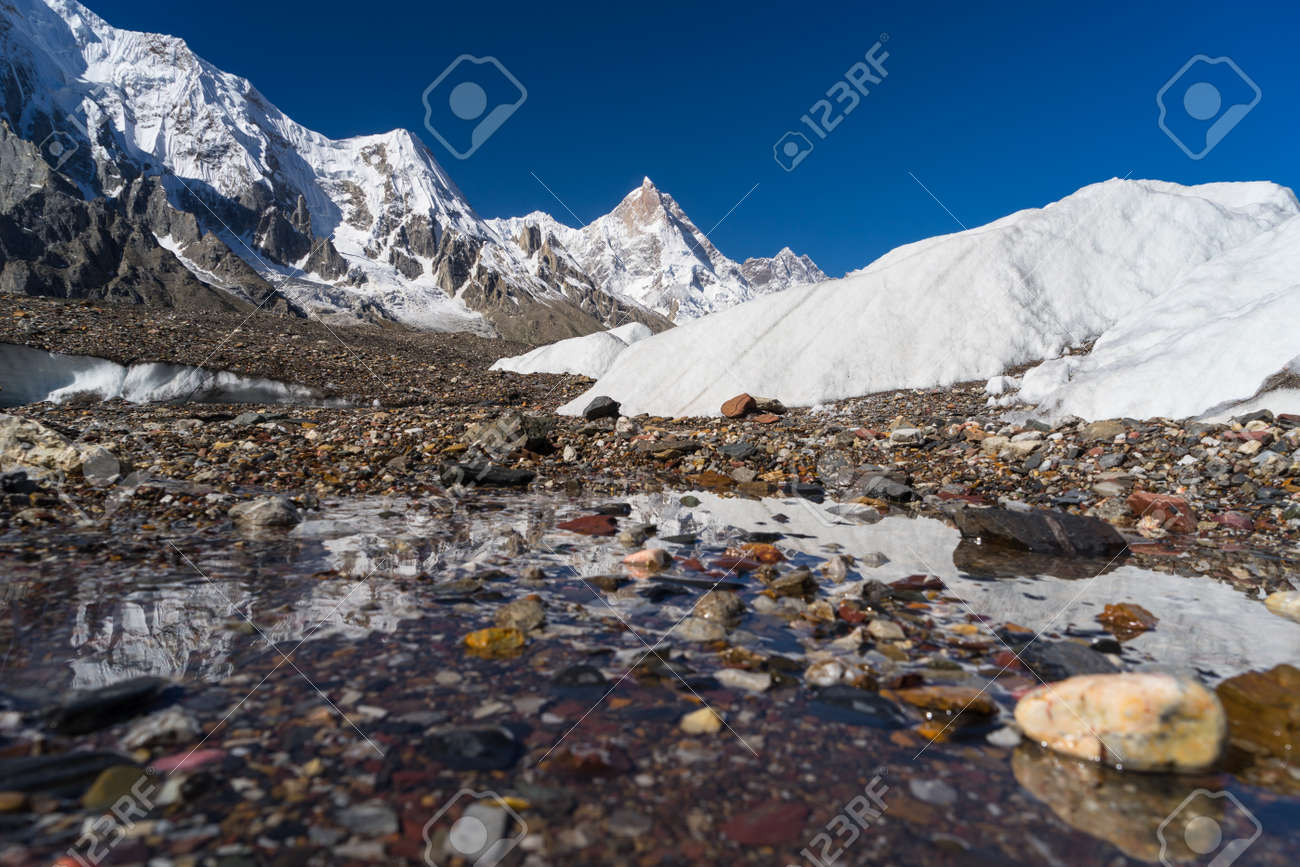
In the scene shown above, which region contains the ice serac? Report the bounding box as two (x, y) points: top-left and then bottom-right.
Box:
(489, 178), (827, 322)
(1010, 212), (1300, 421)
(559, 179), (1300, 418)
(0, 0), (656, 341)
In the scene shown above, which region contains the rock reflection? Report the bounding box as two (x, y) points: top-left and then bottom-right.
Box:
(1013, 744), (1258, 862)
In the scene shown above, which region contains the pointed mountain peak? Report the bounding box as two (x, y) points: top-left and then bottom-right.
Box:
(641, 176), (656, 189)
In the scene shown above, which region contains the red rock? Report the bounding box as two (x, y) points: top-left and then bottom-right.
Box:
(152, 749), (226, 773)
(1213, 511), (1255, 532)
(710, 555), (761, 572)
(557, 514), (619, 536)
(721, 393), (757, 418)
(1096, 602), (1159, 641)
(752, 413), (780, 424)
(721, 800), (809, 846)
(1126, 490), (1197, 534)
(890, 573), (945, 591)
(838, 601), (867, 623)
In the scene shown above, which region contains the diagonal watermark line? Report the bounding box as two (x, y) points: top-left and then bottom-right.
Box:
(907, 170), (968, 230)
(166, 542), (386, 757)
(529, 170), (586, 228)
(705, 183), (760, 239)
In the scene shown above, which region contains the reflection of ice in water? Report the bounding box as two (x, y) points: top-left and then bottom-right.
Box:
(70, 581), (242, 690)
(619, 491), (1300, 682)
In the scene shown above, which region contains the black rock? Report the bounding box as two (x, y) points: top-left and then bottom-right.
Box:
(720, 442), (757, 460)
(582, 396), (621, 421)
(781, 482), (824, 503)
(47, 676), (174, 735)
(1090, 637), (1124, 654)
(552, 665), (608, 689)
(0, 471), (41, 495)
(953, 507), (1127, 558)
(428, 726), (523, 770)
(854, 474), (917, 503)
(658, 533), (698, 545)
(0, 751), (137, 798)
(1098, 453), (1126, 469)
(441, 464), (535, 488)
(1051, 490), (1089, 506)
(1015, 640), (1118, 682)
(809, 685), (911, 729)
(593, 503), (633, 517)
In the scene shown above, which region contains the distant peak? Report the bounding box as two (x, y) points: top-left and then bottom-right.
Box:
(641, 176), (655, 189)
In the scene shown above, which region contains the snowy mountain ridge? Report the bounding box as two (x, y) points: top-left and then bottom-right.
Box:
(4, 0), (812, 339)
(488, 177), (827, 321)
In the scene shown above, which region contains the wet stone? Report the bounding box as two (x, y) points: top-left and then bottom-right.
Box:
(495, 596), (545, 632)
(228, 494), (300, 529)
(953, 506), (1127, 558)
(427, 727), (523, 771)
(441, 463), (535, 488)
(1015, 673), (1225, 771)
(48, 676), (172, 735)
(810, 685), (911, 729)
(721, 800), (809, 846)
(1015, 639), (1118, 682)
(82, 765), (151, 810)
(337, 801), (398, 836)
(552, 665), (607, 689)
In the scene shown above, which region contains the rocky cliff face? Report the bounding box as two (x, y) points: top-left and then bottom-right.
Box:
(0, 121), (295, 313)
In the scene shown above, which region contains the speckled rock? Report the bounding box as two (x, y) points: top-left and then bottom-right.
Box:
(1014, 673), (1225, 771)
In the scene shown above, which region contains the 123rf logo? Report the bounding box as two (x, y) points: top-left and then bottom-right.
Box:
(774, 35), (890, 171)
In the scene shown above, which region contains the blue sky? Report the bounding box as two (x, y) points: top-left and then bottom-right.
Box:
(92, 0), (1297, 277)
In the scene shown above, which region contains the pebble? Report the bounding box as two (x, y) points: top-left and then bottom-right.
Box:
(494, 597), (545, 632)
(622, 548), (672, 570)
(228, 495), (299, 529)
(909, 778), (958, 806)
(867, 619), (905, 641)
(122, 707), (201, 750)
(607, 808), (653, 838)
(337, 802), (398, 836)
(986, 726), (1022, 748)
(1216, 663), (1299, 757)
(714, 669), (772, 693)
(1014, 673), (1225, 771)
(1264, 590), (1300, 623)
(675, 617), (726, 642)
(679, 707), (723, 734)
(82, 765), (150, 810)
(694, 590), (744, 622)
(804, 659), (845, 687)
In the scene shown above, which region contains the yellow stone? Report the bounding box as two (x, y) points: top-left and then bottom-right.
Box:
(679, 707), (723, 735)
(463, 627), (526, 658)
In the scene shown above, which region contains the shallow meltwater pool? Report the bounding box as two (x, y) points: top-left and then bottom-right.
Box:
(0, 488), (1297, 864)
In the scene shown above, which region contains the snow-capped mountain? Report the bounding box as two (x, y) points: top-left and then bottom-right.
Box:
(0, 0), (659, 341)
(560, 179), (1300, 418)
(741, 247), (827, 295)
(489, 178), (827, 321)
